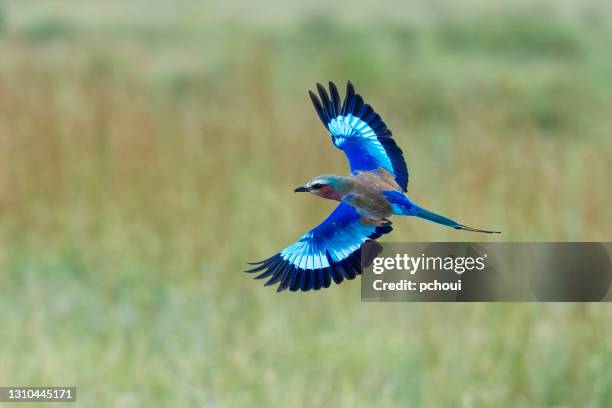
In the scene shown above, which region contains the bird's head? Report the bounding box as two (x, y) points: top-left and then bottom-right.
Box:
(294, 175), (349, 201)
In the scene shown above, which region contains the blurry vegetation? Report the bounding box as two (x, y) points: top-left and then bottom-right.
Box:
(22, 16), (75, 43)
(0, 0), (611, 406)
(436, 14), (584, 58)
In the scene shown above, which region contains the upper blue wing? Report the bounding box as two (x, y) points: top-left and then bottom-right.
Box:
(246, 203), (392, 292)
(309, 81), (409, 192)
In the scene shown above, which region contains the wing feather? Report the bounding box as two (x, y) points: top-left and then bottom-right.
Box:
(246, 203), (391, 292)
(310, 81), (409, 192)
(329, 81), (341, 116)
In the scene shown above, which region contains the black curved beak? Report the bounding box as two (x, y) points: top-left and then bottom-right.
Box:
(294, 186), (309, 193)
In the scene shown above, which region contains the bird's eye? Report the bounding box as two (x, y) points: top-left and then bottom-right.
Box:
(311, 183), (324, 190)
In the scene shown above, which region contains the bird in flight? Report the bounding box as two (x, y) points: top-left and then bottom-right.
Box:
(247, 81), (499, 292)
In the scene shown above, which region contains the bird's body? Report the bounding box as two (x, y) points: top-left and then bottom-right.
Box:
(247, 81), (499, 292)
(310, 169), (399, 226)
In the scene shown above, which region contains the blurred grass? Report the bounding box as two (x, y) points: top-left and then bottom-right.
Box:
(0, 0), (611, 406)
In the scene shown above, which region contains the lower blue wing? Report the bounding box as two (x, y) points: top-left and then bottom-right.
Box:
(246, 203), (392, 292)
(309, 81), (409, 192)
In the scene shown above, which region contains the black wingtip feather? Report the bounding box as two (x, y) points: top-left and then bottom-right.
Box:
(329, 266), (343, 284)
(245, 253), (280, 270)
(341, 81), (355, 115)
(348, 252), (363, 275)
(255, 259), (283, 280)
(264, 263), (287, 287)
(329, 81), (341, 117)
(341, 259), (357, 279)
(245, 263), (268, 273)
(302, 270), (314, 292)
(346, 81), (355, 97)
(316, 83), (333, 120)
(309, 90), (327, 124)
(351, 95), (364, 116)
(278, 265), (298, 292)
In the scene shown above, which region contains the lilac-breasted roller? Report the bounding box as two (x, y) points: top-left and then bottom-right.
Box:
(247, 81), (499, 292)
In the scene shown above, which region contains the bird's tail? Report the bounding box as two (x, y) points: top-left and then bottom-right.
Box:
(413, 206), (500, 234)
(383, 191), (500, 234)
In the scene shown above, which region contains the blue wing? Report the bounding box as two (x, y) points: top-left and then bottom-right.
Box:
(309, 81), (409, 192)
(246, 203), (392, 292)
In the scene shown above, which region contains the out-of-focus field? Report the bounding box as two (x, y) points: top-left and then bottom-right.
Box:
(0, 0), (611, 406)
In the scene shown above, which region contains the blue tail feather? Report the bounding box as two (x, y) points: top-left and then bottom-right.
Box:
(383, 191), (419, 216)
(383, 190), (500, 234)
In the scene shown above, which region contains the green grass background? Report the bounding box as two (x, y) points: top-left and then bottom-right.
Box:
(0, 0), (611, 406)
